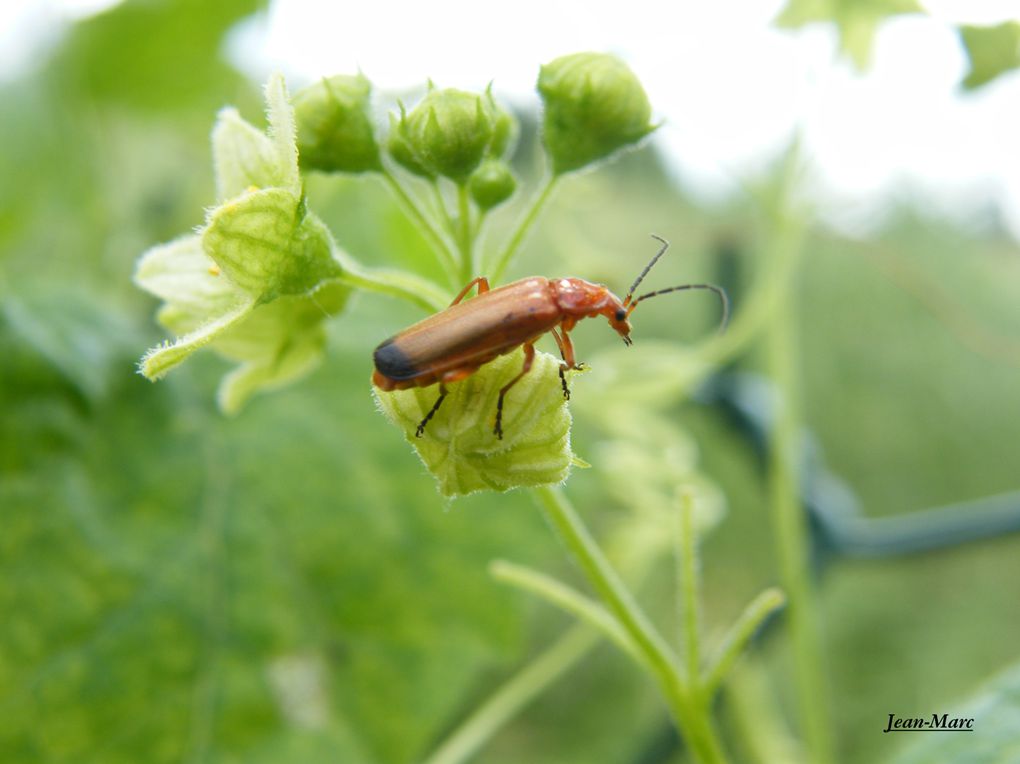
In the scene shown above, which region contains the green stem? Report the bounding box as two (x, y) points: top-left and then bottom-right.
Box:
(678, 492), (701, 684)
(702, 588), (786, 699)
(331, 247), (449, 312)
(421, 626), (598, 764)
(764, 206), (837, 764)
(381, 170), (459, 284)
(533, 485), (728, 764)
(457, 183), (473, 284)
(431, 180), (457, 239)
(490, 560), (642, 664)
(490, 174), (559, 283)
(724, 662), (808, 764)
(423, 503), (679, 764)
(471, 210), (488, 266)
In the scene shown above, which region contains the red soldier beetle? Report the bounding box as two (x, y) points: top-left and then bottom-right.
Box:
(372, 235), (729, 439)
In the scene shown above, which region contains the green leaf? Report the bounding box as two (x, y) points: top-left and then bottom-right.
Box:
(135, 74), (348, 402)
(202, 189), (343, 300)
(50, 0), (263, 115)
(216, 334), (323, 414)
(263, 73), (302, 196)
(139, 297), (257, 380)
(210, 282), (350, 414)
(774, 0), (923, 70)
(959, 22), (1020, 90)
(138, 239), (349, 408)
(888, 661), (1020, 763)
(212, 108), (285, 201)
(1, 288), (139, 401)
(134, 234), (243, 315)
(211, 73), (300, 200)
(589, 410), (726, 532)
(373, 349), (575, 497)
(0, 342), (542, 764)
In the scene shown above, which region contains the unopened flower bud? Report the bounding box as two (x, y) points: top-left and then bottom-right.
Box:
(468, 159), (516, 210)
(484, 88), (518, 158)
(394, 88), (496, 183)
(293, 74), (381, 174)
(538, 52), (655, 174)
(387, 107), (434, 178)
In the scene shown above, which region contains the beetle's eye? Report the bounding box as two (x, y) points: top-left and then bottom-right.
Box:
(614, 309), (626, 322)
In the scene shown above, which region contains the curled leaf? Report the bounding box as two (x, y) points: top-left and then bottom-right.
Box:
(139, 297), (257, 380)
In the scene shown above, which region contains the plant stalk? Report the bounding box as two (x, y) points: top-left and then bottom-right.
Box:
(490, 175), (559, 282)
(763, 198), (837, 764)
(533, 485), (729, 764)
(457, 183), (474, 284)
(381, 170), (459, 284)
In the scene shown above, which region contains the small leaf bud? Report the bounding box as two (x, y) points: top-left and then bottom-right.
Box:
(468, 158), (517, 210)
(293, 74), (382, 174)
(538, 52), (656, 174)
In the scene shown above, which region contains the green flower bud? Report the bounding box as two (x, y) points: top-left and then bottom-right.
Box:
(373, 349), (576, 497)
(293, 74), (382, 174)
(386, 107), (434, 178)
(468, 158), (516, 210)
(394, 88), (496, 183)
(484, 87), (518, 158)
(538, 52), (656, 174)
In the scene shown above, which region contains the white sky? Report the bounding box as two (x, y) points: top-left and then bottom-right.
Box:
(4, 0), (1020, 238)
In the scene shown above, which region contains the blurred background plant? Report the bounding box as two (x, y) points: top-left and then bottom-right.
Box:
(2, 1), (1020, 763)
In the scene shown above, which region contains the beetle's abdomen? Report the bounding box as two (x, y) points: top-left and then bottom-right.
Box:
(372, 277), (560, 386)
(373, 338), (419, 381)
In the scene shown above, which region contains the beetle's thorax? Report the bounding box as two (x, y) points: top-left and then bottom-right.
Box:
(550, 278), (632, 340)
(550, 278), (611, 314)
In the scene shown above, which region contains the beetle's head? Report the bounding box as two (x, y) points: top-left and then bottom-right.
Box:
(552, 278), (633, 343)
(606, 300), (633, 345)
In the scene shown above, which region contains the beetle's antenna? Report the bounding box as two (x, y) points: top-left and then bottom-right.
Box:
(623, 234), (670, 307)
(626, 283), (730, 333)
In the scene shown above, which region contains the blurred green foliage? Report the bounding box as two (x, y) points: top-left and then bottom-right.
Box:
(959, 21), (1020, 90)
(2, 1), (1020, 763)
(774, 0), (923, 70)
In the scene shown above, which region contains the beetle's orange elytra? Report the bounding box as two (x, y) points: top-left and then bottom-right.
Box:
(372, 236), (728, 439)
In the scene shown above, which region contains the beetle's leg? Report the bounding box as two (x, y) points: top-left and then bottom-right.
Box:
(494, 343), (536, 439)
(441, 367), (479, 384)
(550, 327), (585, 400)
(549, 328), (571, 400)
(449, 277), (491, 307)
(416, 384), (448, 438)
